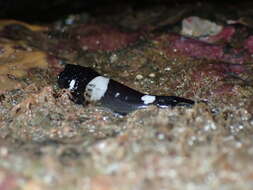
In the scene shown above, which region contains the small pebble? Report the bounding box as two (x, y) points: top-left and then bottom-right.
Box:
(136, 74), (143, 80)
(149, 73), (156, 78)
(110, 54), (118, 63)
(82, 46), (88, 51)
(165, 67), (171, 71)
(0, 147), (8, 157)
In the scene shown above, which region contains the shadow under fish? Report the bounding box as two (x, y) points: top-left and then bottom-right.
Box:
(58, 64), (194, 115)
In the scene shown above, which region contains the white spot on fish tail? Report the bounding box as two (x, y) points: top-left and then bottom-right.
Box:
(141, 95), (156, 104)
(68, 79), (76, 90)
(115, 92), (120, 98)
(85, 76), (110, 101)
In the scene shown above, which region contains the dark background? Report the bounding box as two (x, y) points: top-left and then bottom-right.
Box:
(0, 0), (240, 22)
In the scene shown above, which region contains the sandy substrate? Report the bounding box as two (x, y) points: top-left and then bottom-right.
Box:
(0, 2), (253, 190)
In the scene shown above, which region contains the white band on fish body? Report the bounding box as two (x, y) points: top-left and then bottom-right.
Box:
(141, 95), (156, 104)
(84, 76), (110, 101)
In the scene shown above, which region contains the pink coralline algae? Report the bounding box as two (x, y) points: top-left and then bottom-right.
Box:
(189, 62), (248, 97)
(75, 24), (140, 51)
(174, 36), (223, 59)
(244, 35), (253, 54)
(156, 33), (251, 64)
(191, 63), (246, 82)
(201, 26), (236, 43)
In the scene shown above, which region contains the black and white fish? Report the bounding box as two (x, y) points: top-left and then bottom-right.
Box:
(58, 64), (194, 115)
